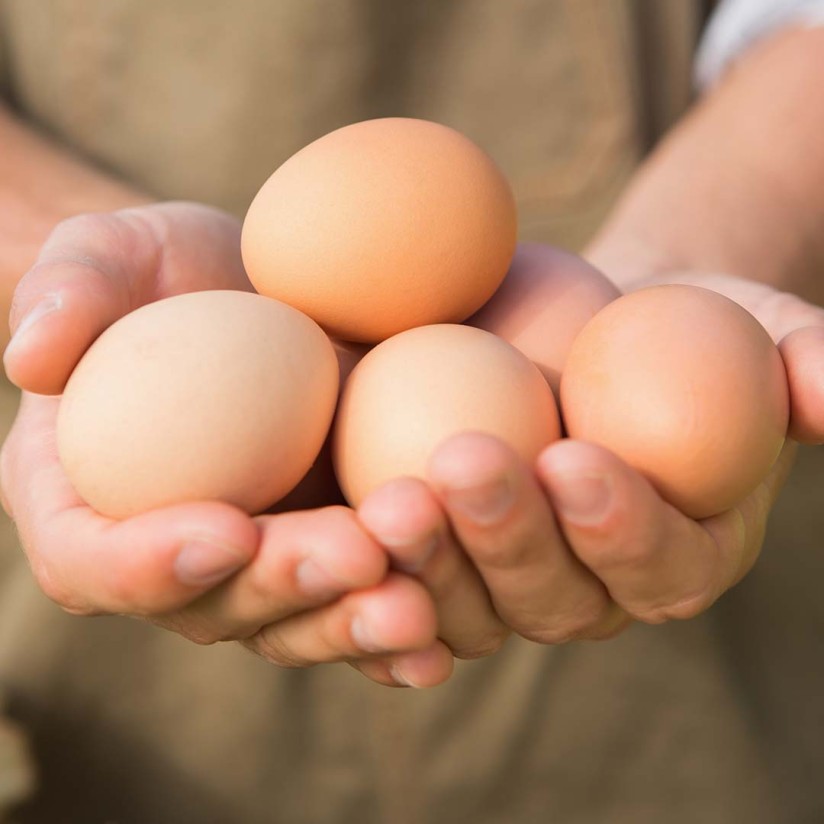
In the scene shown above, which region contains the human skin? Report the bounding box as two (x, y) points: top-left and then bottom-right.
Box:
(0, 200), (455, 689)
(4, 27), (824, 689)
(355, 25), (824, 683)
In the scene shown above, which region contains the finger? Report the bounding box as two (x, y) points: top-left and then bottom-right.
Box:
(244, 573), (438, 667)
(358, 477), (509, 658)
(4, 203), (249, 395)
(168, 507), (388, 643)
(427, 433), (615, 644)
(703, 438), (798, 587)
(779, 326), (824, 444)
(537, 439), (795, 624)
(750, 288), (824, 344)
(2, 393), (259, 616)
(738, 289), (824, 443)
(350, 641), (455, 688)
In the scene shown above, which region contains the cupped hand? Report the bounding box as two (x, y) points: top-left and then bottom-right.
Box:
(358, 269), (824, 652)
(1, 203), (452, 688)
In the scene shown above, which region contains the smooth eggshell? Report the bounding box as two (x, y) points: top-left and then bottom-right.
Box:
(241, 117), (517, 343)
(468, 242), (620, 397)
(58, 290), (339, 518)
(561, 284), (789, 519)
(333, 324), (561, 506)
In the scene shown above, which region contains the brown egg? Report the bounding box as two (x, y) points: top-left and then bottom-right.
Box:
(334, 324), (561, 506)
(58, 291), (339, 518)
(561, 285), (789, 519)
(468, 242), (620, 398)
(241, 118), (517, 343)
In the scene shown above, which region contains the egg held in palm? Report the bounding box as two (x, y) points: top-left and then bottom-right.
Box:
(57, 290), (339, 519)
(561, 284), (789, 519)
(333, 324), (562, 506)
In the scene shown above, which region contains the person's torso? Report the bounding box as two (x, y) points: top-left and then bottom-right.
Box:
(6, 4), (823, 824)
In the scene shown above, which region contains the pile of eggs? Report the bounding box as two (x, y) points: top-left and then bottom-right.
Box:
(57, 118), (789, 521)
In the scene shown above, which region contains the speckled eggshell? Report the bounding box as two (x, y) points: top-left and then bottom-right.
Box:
(241, 118), (517, 343)
(333, 324), (562, 506)
(57, 290), (339, 518)
(561, 284), (789, 519)
(468, 242), (620, 398)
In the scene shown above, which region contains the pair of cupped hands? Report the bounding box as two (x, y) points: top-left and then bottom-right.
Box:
(3, 202), (824, 688)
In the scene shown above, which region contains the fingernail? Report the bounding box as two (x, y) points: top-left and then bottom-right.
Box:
(445, 477), (515, 526)
(351, 616), (385, 653)
(175, 539), (247, 587)
(295, 558), (343, 597)
(377, 532), (439, 573)
(552, 473), (611, 525)
(6, 293), (63, 355)
(389, 663), (421, 688)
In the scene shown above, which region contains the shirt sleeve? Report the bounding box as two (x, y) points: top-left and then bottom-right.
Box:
(695, 0), (824, 89)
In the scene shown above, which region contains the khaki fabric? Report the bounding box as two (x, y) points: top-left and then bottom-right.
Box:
(0, 2), (822, 823)
(2, 0), (649, 247)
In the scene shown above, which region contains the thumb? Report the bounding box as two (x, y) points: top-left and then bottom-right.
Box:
(3, 203), (248, 395)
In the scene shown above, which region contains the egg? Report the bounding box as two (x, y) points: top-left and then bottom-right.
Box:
(561, 285), (789, 519)
(241, 117), (517, 343)
(468, 242), (620, 397)
(57, 290), (339, 518)
(333, 324), (561, 506)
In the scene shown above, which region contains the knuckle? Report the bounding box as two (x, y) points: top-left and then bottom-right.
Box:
(103, 567), (146, 612)
(149, 614), (223, 645)
(582, 533), (656, 572)
(0, 443), (15, 518)
(518, 626), (576, 645)
(32, 560), (96, 616)
(578, 609), (633, 641)
(517, 599), (612, 645)
(583, 620), (631, 642)
(452, 627), (511, 660)
(178, 626), (222, 646)
(319, 505), (360, 535)
(35, 215), (117, 266)
(55, 211), (124, 242)
(469, 532), (532, 571)
(632, 589), (716, 624)
(244, 551), (281, 602)
(245, 630), (310, 669)
(0, 408), (28, 490)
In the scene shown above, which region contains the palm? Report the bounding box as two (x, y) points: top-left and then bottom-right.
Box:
(2, 203), (451, 689)
(353, 266), (824, 650)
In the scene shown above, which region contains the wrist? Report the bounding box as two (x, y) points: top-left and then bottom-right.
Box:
(584, 26), (824, 306)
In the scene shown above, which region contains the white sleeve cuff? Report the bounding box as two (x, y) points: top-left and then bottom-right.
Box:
(695, 0), (824, 89)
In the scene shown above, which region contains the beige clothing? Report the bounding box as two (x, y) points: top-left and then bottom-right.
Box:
(0, 2), (823, 823)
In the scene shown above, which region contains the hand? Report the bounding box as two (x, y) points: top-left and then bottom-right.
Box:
(1, 203), (453, 688)
(358, 269), (824, 654)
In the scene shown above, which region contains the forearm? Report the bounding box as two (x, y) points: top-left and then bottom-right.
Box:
(0, 102), (150, 344)
(587, 26), (824, 306)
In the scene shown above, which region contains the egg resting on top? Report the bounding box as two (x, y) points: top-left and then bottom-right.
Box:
(241, 117), (517, 343)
